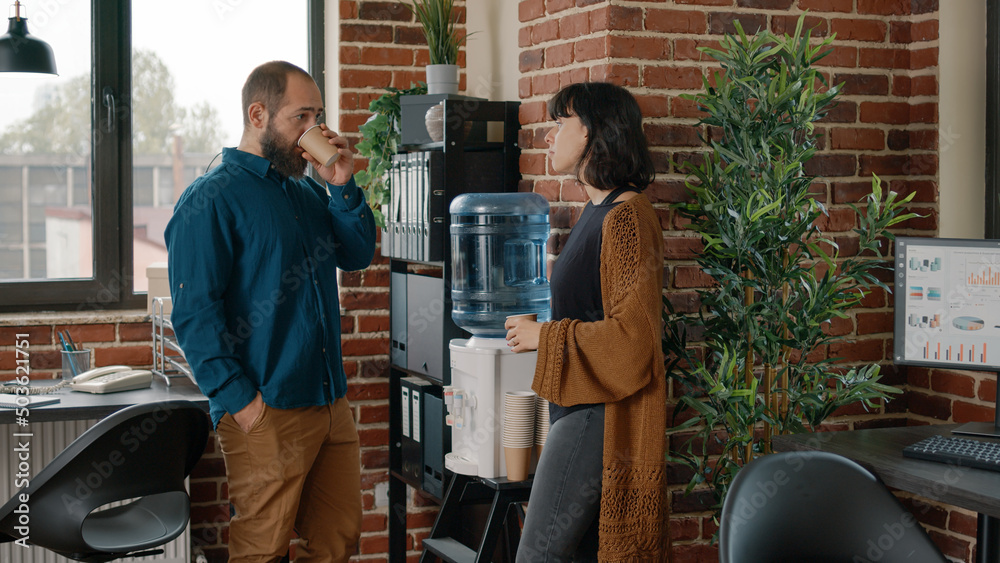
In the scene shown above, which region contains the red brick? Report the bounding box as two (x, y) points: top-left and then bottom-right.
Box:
(358, 315), (389, 333)
(798, 0), (853, 11)
(341, 69), (392, 89)
(831, 18), (887, 42)
(609, 35), (666, 60)
(0, 326), (51, 345)
(831, 128), (885, 151)
(645, 124), (702, 147)
(953, 401), (993, 424)
(803, 154), (857, 178)
(859, 47), (909, 70)
(643, 66), (704, 90)
(663, 237), (704, 260)
(340, 23), (393, 43)
(558, 67), (589, 89)
(911, 74), (937, 96)
(674, 38), (720, 62)
(590, 5), (642, 33)
(395, 26), (426, 46)
(908, 391), (952, 420)
(519, 0), (545, 23)
(819, 46), (857, 69)
(931, 371), (977, 399)
(358, 427), (389, 448)
(771, 14), (828, 37)
(673, 265), (716, 289)
(738, 0), (795, 8)
(531, 19), (559, 45)
(546, 0), (575, 14)
(346, 382), (390, 401)
(857, 0), (911, 16)
(709, 12), (767, 36)
(910, 47), (938, 71)
(559, 12), (591, 39)
(58, 324), (115, 344)
(979, 377), (997, 403)
(360, 47), (414, 66)
(361, 448), (389, 469)
(519, 101), (548, 125)
(544, 43), (573, 68)
(856, 312), (893, 335)
(358, 403), (390, 424)
(519, 27), (531, 48)
(647, 9), (706, 34)
(341, 291), (389, 310)
(834, 73), (889, 96)
(520, 48), (544, 72)
(532, 72), (561, 95)
(574, 36), (607, 62)
(357, 1), (410, 21)
(636, 95), (670, 118)
(912, 19), (939, 41)
(859, 101), (911, 125)
(589, 64), (639, 87)
(521, 153), (546, 175)
(94, 345), (153, 367)
(363, 513), (387, 533)
(675, 0), (731, 5)
(828, 339), (884, 362)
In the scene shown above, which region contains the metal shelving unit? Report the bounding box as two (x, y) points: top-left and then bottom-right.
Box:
(151, 296), (194, 386)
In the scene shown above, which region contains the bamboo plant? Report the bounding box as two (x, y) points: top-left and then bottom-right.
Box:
(404, 0), (466, 65)
(663, 16), (918, 516)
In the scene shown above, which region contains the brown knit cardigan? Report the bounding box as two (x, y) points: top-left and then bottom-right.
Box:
(532, 194), (669, 562)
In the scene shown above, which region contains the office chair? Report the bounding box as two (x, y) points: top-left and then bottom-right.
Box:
(719, 451), (946, 563)
(0, 400), (209, 562)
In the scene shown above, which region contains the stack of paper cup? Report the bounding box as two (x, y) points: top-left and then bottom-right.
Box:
(502, 391), (537, 481)
(535, 396), (550, 458)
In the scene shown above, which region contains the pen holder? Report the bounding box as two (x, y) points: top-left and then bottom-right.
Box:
(61, 349), (91, 382)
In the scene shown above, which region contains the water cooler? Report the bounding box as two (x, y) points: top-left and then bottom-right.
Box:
(443, 192), (550, 479)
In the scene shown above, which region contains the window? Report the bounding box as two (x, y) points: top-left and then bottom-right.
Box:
(0, 0), (324, 311)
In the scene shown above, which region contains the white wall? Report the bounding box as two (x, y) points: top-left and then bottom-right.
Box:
(465, 0), (520, 102)
(939, 1), (987, 238)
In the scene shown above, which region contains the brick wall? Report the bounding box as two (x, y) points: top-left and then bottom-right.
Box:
(514, 0), (982, 561)
(337, 1), (470, 561)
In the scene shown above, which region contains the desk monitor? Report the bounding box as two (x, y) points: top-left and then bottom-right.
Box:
(893, 237), (1000, 438)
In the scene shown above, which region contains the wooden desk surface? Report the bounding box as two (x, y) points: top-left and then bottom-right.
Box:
(0, 377), (208, 424)
(773, 424), (1000, 519)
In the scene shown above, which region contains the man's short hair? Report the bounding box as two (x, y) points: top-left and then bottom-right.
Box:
(241, 61), (312, 127)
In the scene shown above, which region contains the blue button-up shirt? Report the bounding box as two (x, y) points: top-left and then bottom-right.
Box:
(164, 147), (376, 427)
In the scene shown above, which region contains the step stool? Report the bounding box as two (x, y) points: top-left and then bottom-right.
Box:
(420, 473), (533, 563)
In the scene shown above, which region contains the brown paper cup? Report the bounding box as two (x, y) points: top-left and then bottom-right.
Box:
(298, 125), (341, 167)
(504, 446), (532, 481)
(506, 313), (538, 323)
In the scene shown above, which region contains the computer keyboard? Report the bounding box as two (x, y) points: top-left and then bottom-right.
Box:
(903, 434), (1000, 472)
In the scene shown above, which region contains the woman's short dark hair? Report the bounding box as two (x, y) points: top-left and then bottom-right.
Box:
(241, 61), (312, 127)
(547, 82), (655, 192)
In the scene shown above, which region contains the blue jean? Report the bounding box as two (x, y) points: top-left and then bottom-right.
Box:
(516, 405), (605, 563)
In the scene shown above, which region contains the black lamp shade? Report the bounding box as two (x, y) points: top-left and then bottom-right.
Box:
(0, 16), (57, 74)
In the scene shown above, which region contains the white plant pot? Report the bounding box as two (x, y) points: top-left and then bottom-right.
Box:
(426, 64), (459, 95)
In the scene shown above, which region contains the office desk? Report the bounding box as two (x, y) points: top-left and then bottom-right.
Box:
(0, 378), (208, 563)
(773, 424), (1000, 563)
(0, 377), (208, 424)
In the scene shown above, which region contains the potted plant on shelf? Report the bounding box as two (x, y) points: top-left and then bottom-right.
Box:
(405, 0), (467, 94)
(355, 82), (427, 228)
(662, 16), (919, 517)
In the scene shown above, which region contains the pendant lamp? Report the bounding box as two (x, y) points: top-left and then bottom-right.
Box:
(0, 1), (57, 75)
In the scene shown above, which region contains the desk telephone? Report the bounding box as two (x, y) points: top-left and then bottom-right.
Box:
(70, 365), (153, 394)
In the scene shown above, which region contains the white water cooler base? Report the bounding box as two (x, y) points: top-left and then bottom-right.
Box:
(447, 338), (539, 479)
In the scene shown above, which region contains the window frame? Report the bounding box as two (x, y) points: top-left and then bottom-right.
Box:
(0, 0), (325, 313)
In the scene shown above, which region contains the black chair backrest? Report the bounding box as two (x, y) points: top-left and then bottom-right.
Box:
(0, 400), (209, 556)
(719, 450), (946, 563)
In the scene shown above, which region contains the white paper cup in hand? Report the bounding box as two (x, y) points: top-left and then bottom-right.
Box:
(298, 125), (341, 167)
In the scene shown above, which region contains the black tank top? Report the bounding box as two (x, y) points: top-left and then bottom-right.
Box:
(546, 186), (639, 424)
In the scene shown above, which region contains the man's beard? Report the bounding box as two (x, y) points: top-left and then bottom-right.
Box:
(260, 121), (307, 179)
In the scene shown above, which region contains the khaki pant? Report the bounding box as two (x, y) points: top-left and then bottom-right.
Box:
(216, 397), (362, 563)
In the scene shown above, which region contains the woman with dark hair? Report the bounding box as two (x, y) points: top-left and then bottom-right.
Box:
(506, 82), (668, 561)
